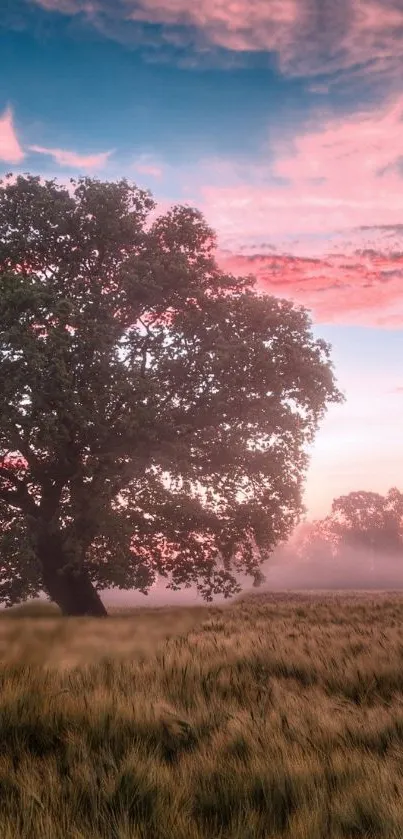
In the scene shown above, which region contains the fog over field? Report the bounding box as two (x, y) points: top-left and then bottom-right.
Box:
(5, 539), (400, 613)
(104, 549), (403, 609)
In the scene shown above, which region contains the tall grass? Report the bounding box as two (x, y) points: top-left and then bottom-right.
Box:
(1, 591), (403, 837)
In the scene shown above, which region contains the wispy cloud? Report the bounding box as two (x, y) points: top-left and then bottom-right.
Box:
(136, 163), (162, 177)
(0, 106), (113, 172)
(201, 93), (403, 245)
(0, 107), (25, 164)
(29, 145), (113, 169)
(133, 155), (163, 178)
(31, 0), (84, 11)
(184, 91), (403, 327)
(28, 0), (403, 85)
(216, 249), (403, 328)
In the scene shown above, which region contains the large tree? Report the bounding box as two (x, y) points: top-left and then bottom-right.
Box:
(0, 174), (343, 616)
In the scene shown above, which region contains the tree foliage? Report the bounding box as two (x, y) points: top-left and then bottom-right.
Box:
(331, 488), (403, 555)
(0, 174), (343, 614)
(300, 488), (403, 562)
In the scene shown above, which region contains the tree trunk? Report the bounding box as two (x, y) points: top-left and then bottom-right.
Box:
(42, 564), (108, 617)
(37, 534), (108, 617)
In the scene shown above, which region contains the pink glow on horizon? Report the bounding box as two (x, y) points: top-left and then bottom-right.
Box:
(303, 405), (403, 520)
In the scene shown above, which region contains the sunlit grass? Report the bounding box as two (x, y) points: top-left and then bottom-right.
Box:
(2, 590), (403, 837)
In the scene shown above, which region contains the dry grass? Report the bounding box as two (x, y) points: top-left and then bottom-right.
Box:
(1, 590), (403, 837)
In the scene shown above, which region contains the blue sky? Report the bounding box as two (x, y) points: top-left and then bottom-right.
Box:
(1, 0), (403, 518)
(1, 26), (301, 164)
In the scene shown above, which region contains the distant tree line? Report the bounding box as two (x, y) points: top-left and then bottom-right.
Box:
(299, 488), (403, 573)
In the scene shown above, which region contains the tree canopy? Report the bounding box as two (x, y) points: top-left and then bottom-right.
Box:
(0, 174), (343, 615)
(299, 488), (403, 564)
(330, 488), (403, 555)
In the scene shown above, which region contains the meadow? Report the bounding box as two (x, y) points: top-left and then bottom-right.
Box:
(1, 591), (403, 838)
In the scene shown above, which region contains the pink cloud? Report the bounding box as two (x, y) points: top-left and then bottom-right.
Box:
(192, 92), (403, 326)
(216, 250), (403, 328)
(137, 164), (162, 177)
(126, 0), (297, 53)
(29, 0), (403, 84)
(29, 145), (113, 170)
(201, 94), (403, 243)
(135, 163), (163, 178)
(0, 107), (24, 164)
(272, 94), (403, 189)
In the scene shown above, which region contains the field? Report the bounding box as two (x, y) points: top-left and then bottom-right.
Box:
(1, 591), (403, 838)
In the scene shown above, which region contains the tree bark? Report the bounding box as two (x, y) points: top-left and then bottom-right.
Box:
(37, 534), (108, 617)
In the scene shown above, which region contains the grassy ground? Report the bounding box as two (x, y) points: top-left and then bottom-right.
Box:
(1, 591), (403, 838)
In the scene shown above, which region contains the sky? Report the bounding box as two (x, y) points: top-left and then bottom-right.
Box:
(1, 0), (403, 535)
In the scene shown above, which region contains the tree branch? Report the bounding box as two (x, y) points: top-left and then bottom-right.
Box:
(0, 475), (38, 517)
(7, 424), (42, 475)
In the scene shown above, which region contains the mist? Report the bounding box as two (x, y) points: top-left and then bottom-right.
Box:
(256, 539), (403, 592)
(3, 525), (402, 613)
(92, 544), (403, 609)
